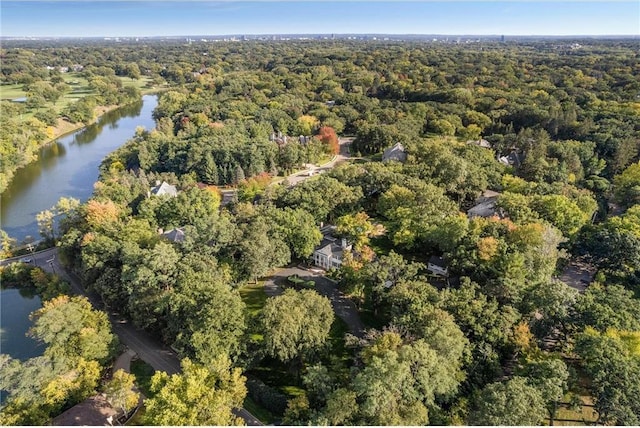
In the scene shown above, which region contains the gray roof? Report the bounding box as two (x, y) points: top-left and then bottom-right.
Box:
(162, 227), (185, 243)
(498, 151), (525, 167)
(467, 139), (492, 148)
(468, 190), (502, 218)
(382, 142), (407, 162)
(468, 200), (499, 218)
(150, 181), (178, 197)
(315, 235), (348, 259)
(428, 256), (447, 268)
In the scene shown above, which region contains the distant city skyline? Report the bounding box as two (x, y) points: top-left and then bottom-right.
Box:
(1, 1), (639, 38)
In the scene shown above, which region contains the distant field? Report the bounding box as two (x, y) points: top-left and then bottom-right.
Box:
(0, 72), (154, 115)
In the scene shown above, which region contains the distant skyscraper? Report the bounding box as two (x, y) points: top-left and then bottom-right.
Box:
(501, 35), (505, 43)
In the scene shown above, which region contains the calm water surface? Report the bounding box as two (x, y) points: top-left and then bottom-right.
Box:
(0, 95), (158, 242)
(0, 288), (44, 361)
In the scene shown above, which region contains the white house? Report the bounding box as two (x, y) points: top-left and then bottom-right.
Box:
(312, 233), (351, 270)
(382, 142), (407, 163)
(427, 256), (448, 277)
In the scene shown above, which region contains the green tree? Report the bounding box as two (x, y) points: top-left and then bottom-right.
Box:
(36, 209), (56, 242)
(319, 388), (359, 425)
(336, 211), (375, 248)
(574, 284), (640, 332)
(104, 369), (139, 417)
(530, 194), (591, 238)
(125, 63), (141, 80)
(262, 289), (334, 364)
(278, 176), (362, 223)
(264, 206), (323, 259)
(469, 377), (547, 425)
(351, 329), (466, 425)
(29, 295), (117, 365)
(143, 357), (246, 426)
(575, 328), (640, 425)
(167, 263), (246, 363)
(524, 358), (570, 421)
(614, 162), (640, 209)
(521, 280), (578, 339)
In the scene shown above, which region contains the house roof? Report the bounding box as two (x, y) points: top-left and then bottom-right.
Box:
(468, 190), (502, 218)
(52, 395), (117, 426)
(467, 138), (492, 148)
(428, 256), (447, 268)
(162, 227), (185, 243)
(150, 181), (178, 197)
(382, 142), (407, 161)
(468, 200), (499, 218)
(315, 235), (349, 260)
(498, 151), (525, 167)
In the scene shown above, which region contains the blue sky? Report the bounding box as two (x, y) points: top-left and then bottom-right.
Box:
(2, 1), (639, 37)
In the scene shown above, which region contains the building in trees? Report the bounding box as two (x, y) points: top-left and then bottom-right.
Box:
(149, 181), (178, 197)
(427, 256), (449, 277)
(161, 227), (185, 243)
(312, 226), (352, 270)
(382, 142), (407, 163)
(467, 190), (503, 219)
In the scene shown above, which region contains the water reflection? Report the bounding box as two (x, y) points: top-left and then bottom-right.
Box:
(0, 95), (157, 241)
(73, 100), (143, 146)
(0, 288), (44, 361)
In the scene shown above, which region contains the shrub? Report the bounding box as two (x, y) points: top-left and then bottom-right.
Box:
(246, 378), (288, 416)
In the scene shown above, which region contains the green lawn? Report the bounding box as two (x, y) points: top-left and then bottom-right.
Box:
(327, 316), (350, 362)
(1, 73), (154, 115)
(0, 83), (27, 100)
(243, 396), (276, 425)
(239, 282), (268, 341)
(130, 359), (156, 398)
(548, 396), (599, 426)
(239, 282), (268, 316)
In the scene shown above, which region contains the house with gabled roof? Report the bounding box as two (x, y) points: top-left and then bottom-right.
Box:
(312, 226), (352, 270)
(149, 180), (178, 197)
(382, 142), (407, 163)
(161, 227), (186, 243)
(498, 151), (525, 168)
(467, 190), (504, 219)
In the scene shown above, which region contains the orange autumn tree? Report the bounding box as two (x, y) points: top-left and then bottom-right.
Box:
(316, 126), (339, 155)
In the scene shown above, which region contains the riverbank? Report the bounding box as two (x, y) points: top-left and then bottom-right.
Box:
(43, 86), (166, 148)
(0, 88), (165, 195)
(1, 95), (160, 242)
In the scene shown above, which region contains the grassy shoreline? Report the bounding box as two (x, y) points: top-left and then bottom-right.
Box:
(1, 87), (164, 194)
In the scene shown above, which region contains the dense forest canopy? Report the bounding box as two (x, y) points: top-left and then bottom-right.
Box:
(1, 38), (639, 425)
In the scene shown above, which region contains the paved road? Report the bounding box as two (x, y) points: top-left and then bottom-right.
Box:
(279, 137), (354, 187)
(558, 257), (595, 293)
(1, 248), (262, 426)
(264, 266), (365, 338)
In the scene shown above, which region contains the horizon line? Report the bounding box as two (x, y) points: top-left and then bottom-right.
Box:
(2, 33), (639, 38)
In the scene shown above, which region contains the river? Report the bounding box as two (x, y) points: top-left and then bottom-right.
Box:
(0, 288), (44, 361)
(0, 95), (158, 242)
